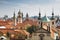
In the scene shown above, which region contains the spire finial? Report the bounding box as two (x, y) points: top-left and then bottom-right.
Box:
(18, 9), (21, 15)
(26, 12), (29, 20)
(39, 8), (40, 13)
(13, 10), (16, 19)
(51, 8), (55, 20)
(52, 8), (54, 15)
(57, 14), (59, 19)
(38, 8), (41, 20)
(39, 8), (41, 16)
(52, 8), (54, 12)
(14, 9), (15, 14)
(39, 8), (41, 14)
(13, 9), (15, 16)
(22, 12), (23, 18)
(26, 13), (28, 18)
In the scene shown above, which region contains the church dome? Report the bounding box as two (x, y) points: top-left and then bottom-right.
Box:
(41, 15), (50, 22)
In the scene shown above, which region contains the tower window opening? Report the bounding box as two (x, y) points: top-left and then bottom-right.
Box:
(52, 22), (54, 25)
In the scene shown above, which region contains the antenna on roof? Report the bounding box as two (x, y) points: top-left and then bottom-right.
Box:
(39, 8), (40, 12)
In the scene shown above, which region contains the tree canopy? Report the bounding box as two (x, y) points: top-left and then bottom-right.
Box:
(26, 25), (36, 34)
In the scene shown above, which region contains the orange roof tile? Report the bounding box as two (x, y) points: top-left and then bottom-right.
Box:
(23, 19), (38, 26)
(0, 19), (38, 36)
(16, 19), (38, 28)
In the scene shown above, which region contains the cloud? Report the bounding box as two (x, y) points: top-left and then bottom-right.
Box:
(0, 0), (60, 17)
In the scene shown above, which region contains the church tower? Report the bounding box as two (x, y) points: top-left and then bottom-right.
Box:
(50, 9), (55, 27)
(38, 10), (41, 28)
(13, 11), (16, 26)
(22, 12), (23, 19)
(17, 10), (23, 23)
(26, 13), (29, 20)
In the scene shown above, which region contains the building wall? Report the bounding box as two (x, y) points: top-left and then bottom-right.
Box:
(50, 29), (54, 39)
(54, 33), (58, 40)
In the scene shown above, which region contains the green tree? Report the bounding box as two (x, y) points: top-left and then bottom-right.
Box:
(0, 31), (3, 36)
(26, 25), (36, 34)
(3, 15), (8, 20)
(31, 25), (36, 32)
(6, 32), (10, 37)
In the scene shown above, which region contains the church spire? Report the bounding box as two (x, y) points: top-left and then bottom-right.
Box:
(17, 9), (22, 23)
(57, 14), (60, 21)
(26, 13), (29, 20)
(58, 14), (59, 19)
(18, 9), (21, 15)
(51, 8), (55, 20)
(13, 11), (16, 26)
(22, 12), (23, 19)
(38, 9), (41, 20)
(13, 12), (15, 19)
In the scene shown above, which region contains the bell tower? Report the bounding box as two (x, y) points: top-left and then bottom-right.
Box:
(38, 10), (41, 29)
(26, 13), (29, 20)
(50, 9), (55, 27)
(13, 11), (16, 26)
(17, 10), (22, 23)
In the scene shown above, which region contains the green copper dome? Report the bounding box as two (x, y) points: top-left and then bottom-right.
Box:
(41, 16), (50, 22)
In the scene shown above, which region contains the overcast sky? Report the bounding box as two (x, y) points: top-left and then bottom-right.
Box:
(0, 0), (60, 17)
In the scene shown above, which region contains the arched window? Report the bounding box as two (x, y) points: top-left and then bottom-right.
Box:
(52, 22), (54, 25)
(39, 22), (40, 24)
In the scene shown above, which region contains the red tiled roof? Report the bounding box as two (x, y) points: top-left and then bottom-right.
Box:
(16, 19), (38, 28)
(0, 20), (9, 26)
(0, 19), (38, 36)
(14, 30), (30, 36)
(23, 19), (38, 26)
